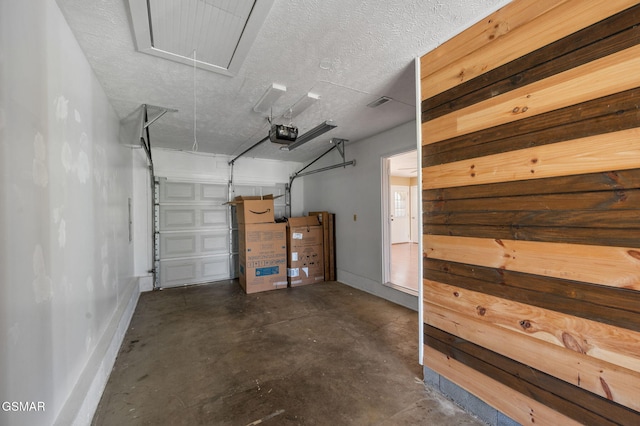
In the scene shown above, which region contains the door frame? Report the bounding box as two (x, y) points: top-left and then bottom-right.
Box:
(381, 149), (419, 290)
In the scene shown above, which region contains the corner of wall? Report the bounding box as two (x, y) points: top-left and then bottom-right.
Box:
(54, 278), (140, 426)
(423, 365), (521, 426)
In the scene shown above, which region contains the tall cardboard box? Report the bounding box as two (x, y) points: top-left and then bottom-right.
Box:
(238, 222), (288, 294)
(286, 216), (324, 287)
(309, 211), (336, 281)
(227, 194), (282, 224)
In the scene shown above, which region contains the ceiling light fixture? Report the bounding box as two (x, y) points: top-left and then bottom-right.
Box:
(280, 120), (337, 151)
(366, 96), (392, 108)
(253, 83), (286, 113)
(285, 92), (320, 119)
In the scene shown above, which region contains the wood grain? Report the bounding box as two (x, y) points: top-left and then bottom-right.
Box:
(424, 257), (640, 331)
(422, 170), (640, 201)
(425, 324), (640, 425)
(424, 234), (640, 290)
(422, 5), (640, 121)
(423, 87), (640, 167)
(424, 223), (640, 248)
(423, 129), (640, 189)
(424, 279), (640, 372)
(421, 0), (637, 100)
(423, 44), (640, 145)
(420, 0), (567, 81)
(424, 190), (640, 213)
(422, 344), (584, 426)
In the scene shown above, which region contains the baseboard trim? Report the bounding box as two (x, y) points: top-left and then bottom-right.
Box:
(337, 269), (418, 311)
(54, 278), (140, 426)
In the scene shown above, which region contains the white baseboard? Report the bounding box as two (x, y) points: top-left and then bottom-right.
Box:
(337, 269), (418, 311)
(54, 278), (140, 426)
(138, 274), (154, 292)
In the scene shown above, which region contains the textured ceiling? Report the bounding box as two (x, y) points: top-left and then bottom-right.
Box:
(56, 0), (512, 163)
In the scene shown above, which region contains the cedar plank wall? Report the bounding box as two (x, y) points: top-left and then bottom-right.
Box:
(420, 0), (640, 424)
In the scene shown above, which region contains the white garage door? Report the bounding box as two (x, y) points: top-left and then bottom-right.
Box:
(156, 178), (286, 288)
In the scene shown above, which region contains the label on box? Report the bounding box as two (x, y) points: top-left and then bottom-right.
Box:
(256, 266), (279, 276)
(291, 252), (298, 261)
(287, 268), (300, 277)
(293, 232), (303, 239)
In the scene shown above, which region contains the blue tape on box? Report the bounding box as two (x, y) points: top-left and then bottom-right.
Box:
(256, 266), (279, 276)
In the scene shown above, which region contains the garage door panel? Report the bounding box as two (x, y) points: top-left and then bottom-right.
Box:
(160, 231), (230, 259)
(201, 183), (228, 202)
(160, 206), (229, 231)
(201, 207), (228, 228)
(201, 232), (230, 254)
(161, 261), (198, 285)
(160, 256), (230, 287)
(202, 257), (230, 279)
(160, 207), (197, 230)
(162, 234), (197, 257)
(161, 181), (197, 202)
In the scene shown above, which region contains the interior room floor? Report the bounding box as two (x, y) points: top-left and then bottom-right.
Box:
(92, 281), (483, 425)
(391, 242), (419, 292)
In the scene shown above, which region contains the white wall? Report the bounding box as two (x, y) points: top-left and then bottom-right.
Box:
(0, 1), (141, 425)
(302, 121), (419, 310)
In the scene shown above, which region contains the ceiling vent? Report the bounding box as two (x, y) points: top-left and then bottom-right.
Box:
(366, 96), (392, 108)
(127, 0), (275, 76)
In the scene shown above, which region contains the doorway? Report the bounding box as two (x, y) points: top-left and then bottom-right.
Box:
(382, 150), (419, 294)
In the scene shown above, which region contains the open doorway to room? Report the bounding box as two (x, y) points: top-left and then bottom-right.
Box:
(382, 150), (419, 295)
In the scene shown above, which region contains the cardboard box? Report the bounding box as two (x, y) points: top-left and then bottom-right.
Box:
(227, 194), (282, 224)
(286, 216), (324, 287)
(238, 222), (288, 294)
(309, 211), (336, 281)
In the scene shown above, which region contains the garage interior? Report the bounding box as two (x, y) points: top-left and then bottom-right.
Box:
(2, 0), (640, 425)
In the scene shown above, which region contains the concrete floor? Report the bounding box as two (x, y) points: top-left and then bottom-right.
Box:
(92, 281), (484, 425)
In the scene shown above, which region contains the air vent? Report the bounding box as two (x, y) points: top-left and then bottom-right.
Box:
(366, 96), (392, 108)
(127, 0), (275, 76)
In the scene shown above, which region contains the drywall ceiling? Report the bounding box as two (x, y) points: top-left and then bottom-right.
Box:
(56, 0), (512, 163)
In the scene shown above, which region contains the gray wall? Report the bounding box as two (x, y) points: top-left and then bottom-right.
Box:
(0, 1), (140, 425)
(302, 121), (418, 309)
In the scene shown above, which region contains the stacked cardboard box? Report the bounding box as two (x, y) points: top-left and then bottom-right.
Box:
(308, 211), (336, 281)
(228, 195), (287, 294)
(286, 216), (324, 287)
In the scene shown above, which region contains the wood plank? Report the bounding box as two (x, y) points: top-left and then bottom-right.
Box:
(427, 210), (640, 229)
(422, 344), (584, 426)
(423, 44), (640, 145)
(424, 279), (640, 373)
(424, 190), (640, 213)
(423, 6), (640, 121)
(422, 169), (640, 201)
(424, 258), (640, 331)
(424, 302), (640, 413)
(423, 129), (640, 189)
(425, 325), (637, 426)
(424, 223), (640, 248)
(423, 87), (640, 167)
(421, 0), (637, 100)
(420, 0), (568, 81)
(424, 234), (640, 290)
